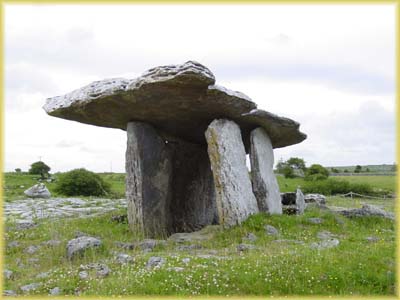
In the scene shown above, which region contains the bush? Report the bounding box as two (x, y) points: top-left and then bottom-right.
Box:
(302, 178), (374, 196)
(304, 164), (329, 181)
(54, 168), (111, 197)
(282, 166), (296, 178)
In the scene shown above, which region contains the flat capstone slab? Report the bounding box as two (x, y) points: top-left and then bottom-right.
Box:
(44, 61), (306, 149)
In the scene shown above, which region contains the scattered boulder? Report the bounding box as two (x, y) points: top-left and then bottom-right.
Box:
(317, 230), (337, 240)
(146, 256), (165, 269)
(25, 245), (39, 254)
(15, 220), (36, 230)
(296, 189), (305, 214)
(115, 253), (134, 264)
(243, 232), (258, 242)
(49, 287), (61, 296)
(7, 241), (19, 248)
(24, 183), (51, 199)
(340, 204), (394, 220)
(307, 218), (323, 224)
(42, 240), (61, 247)
(310, 239), (340, 250)
(176, 244), (202, 251)
(66, 236), (102, 260)
(237, 244), (256, 252)
(304, 194), (326, 204)
(114, 241), (135, 250)
(20, 282), (42, 294)
(4, 269), (13, 280)
(78, 271), (89, 280)
(96, 264), (111, 278)
(265, 225), (279, 236)
(3, 290), (17, 296)
(36, 272), (50, 279)
(137, 239), (160, 251)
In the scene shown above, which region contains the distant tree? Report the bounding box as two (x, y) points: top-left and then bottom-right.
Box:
(286, 157), (306, 171)
(15, 168), (21, 173)
(366, 167), (370, 172)
(392, 164), (397, 172)
(331, 168), (339, 173)
(354, 165), (362, 173)
(344, 169), (349, 173)
(29, 161), (51, 179)
(276, 157), (306, 178)
(305, 164), (329, 181)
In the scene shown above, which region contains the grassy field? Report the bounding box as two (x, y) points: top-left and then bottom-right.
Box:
(4, 206), (395, 296)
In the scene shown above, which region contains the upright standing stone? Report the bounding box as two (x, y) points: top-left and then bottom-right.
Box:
(296, 188), (305, 214)
(205, 119), (259, 226)
(168, 140), (217, 232)
(126, 122), (172, 237)
(249, 127), (282, 214)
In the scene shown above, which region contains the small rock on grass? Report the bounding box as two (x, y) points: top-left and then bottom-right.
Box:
(237, 244), (256, 252)
(366, 236), (379, 243)
(49, 287), (61, 296)
(265, 225), (279, 236)
(182, 258), (191, 264)
(146, 256), (165, 269)
(25, 245), (39, 254)
(317, 230), (337, 240)
(96, 264), (111, 278)
(20, 282), (42, 294)
(115, 253), (134, 264)
(307, 218), (323, 224)
(78, 271), (89, 280)
(66, 236), (102, 260)
(4, 269), (13, 280)
(3, 290), (17, 296)
(243, 232), (258, 242)
(114, 241), (135, 250)
(310, 239), (340, 250)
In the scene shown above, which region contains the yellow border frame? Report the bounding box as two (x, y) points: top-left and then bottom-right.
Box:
(0, 1), (398, 300)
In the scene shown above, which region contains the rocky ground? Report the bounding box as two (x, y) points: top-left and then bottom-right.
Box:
(3, 196), (396, 297)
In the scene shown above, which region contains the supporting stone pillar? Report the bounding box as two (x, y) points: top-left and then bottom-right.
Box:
(126, 122), (172, 237)
(168, 140), (217, 232)
(205, 119), (259, 226)
(249, 127), (282, 214)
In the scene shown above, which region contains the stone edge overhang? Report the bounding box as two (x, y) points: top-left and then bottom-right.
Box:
(43, 61), (306, 149)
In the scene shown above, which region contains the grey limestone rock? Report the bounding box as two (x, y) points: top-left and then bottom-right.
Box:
(265, 225), (279, 236)
(237, 244), (256, 252)
(3, 290), (17, 296)
(4, 269), (13, 280)
(146, 256), (165, 269)
(205, 119), (259, 226)
(340, 204), (394, 220)
(66, 236), (102, 260)
(310, 239), (340, 250)
(49, 287), (61, 296)
(126, 122), (172, 237)
(25, 245), (39, 254)
(304, 194), (326, 204)
(250, 127), (282, 214)
(44, 61), (306, 149)
(308, 218), (323, 224)
(78, 271), (89, 280)
(20, 282), (42, 294)
(24, 183), (51, 199)
(243, 232), (258, 243)
(115, 253), (134, 264)
(296, 188), (305, 214)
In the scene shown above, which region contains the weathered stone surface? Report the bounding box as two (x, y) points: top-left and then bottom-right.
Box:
(3, 290), (17, 296)
(250, 127), (282, 214)
(243, 233), (258, 243)
(310, 239), (340, 250)
(146, 256), (165, 269)
(296, 189), (305, 214)
(4, 269), (13, 280)
(168, 139), (217, 232)
(25, 245), (39, 254)
(115, 253), (134, 264)
(44, 61), (306, 149)
(49, 287), (61, 296)
(237, 244), (256, 252)
(340, 204), (394, 220)
(66, 236), (102, 260)
(24, 183), (50, 199)
(265, 225), (279, 236)
(205, 119), (259, 226)
(308, 217), (324, 224)
(126, 122), (172, 237)
(20, 283), (42, 294)
(304, 194), (326, 204)
(168, 226), (219, 243)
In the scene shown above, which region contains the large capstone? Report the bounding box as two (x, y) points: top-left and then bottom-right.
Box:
(126, 122), (172, 237)
(205, 119), (259, 226)
(24, 183), (51, 199)
(44, 61), (306, 150)
(249, 127), (282, 214)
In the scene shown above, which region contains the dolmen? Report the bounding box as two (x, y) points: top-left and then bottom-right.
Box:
(44, 61), (306, 237)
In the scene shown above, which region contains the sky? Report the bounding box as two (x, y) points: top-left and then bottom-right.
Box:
(4, 4), (396, 173)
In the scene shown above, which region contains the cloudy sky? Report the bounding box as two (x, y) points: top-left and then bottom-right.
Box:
(4, 4), (396, 173)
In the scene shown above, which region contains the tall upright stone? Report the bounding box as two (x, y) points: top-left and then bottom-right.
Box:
(126, 122), (172, 237)
(205, 119), (259, 226)
(168, 140), (217, 232)
(249, 127), (282, 214)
